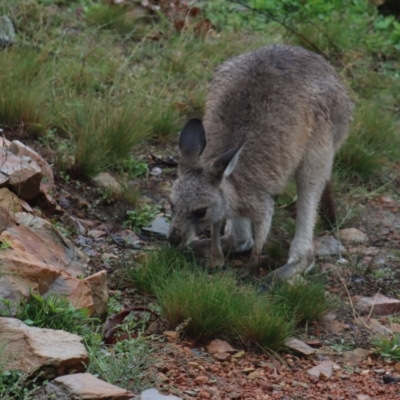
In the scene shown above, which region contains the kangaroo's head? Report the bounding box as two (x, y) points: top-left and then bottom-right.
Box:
(168, 118), (243, 247)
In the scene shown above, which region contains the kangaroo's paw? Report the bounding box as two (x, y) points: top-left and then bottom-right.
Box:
(264, 253), (315, 284)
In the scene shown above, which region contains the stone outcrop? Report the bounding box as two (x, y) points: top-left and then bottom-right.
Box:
(0, 147), (42, 199)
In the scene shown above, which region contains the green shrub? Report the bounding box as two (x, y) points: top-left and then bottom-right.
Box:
(16, 291), (95, 340)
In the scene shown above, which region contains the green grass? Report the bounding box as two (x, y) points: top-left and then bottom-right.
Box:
(373, 334), (400, 362)
(15, 291), (96, 340)
(87, 336), (154, 393)
(126, 248), (333, 349)
(270, 278), (336, 326)
(335, 101), (400, 182)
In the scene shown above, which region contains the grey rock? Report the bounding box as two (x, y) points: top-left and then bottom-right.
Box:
(313, 235), (346, 257)
(0, 16), (16, 48)
(136, 389), (182, 400)
(142, 217), (170, 237)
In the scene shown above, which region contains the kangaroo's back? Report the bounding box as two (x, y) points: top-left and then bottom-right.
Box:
(201, 45), (353, 194)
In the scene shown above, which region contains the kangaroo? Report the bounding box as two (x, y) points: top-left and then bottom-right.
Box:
(168, 44), (353, 281)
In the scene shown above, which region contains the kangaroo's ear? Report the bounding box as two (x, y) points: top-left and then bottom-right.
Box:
(178, 119), (206, 172)
(211, 143), (244, 183)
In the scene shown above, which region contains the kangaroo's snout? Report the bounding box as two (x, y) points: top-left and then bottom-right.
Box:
(168, 228), (182, 247)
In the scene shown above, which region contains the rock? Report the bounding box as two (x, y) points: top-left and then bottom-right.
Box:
(150, 167), (162, 177)
(355, 395), (370, 400)
(305, 339), (322, 348)
(307, 360), (334, 380)
(339, 228), (368, 245)
(347, 246), (380, 256)
(93, 172), (122, 197)
(194, 375), (209, 384)
(0, 16), (16, 47)
(313, 235), (346, 257)
(232, 350), (246, 359)
(284, 338), (316, 356)
(46, 271), (95, 314)
(323, 317), (350, 334)
(355, 317), (392, 337)
(0, 317), (88, 378)
(84, 271), (109, 318)
(342, 348), (371, 365)
(248, 371), (262, 380)
(88, 229), (107, 239)
(0, 148), (42, 199)
(352, 293), (400, 315)
(0, 187), (26, 213)
(0, 207), (94, 313)
(214, 352), (232, 361)
(9, 140), (55, 192)
(164, 330), (179, 340)
(206, 339), (235, 355)
(142, 216), (170, 237)
(46, 373), (133, 399)
(13, 211), (88, 277)
(136, 388), (182, 400)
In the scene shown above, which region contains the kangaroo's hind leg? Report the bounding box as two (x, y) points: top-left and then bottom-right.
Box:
(266, 143), (335, 282)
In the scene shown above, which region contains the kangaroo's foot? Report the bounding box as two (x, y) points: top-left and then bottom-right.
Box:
(264, 252), (315, 284)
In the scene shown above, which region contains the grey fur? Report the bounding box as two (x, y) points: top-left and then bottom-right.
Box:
(168, 44), (353, 281)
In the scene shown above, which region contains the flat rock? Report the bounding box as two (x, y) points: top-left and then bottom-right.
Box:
(206, 339), (235, 355)
(284, 338), (316, 356)
(137, 388), (182, 400)
(46, 373), (133, 399)
(342, 348), (371, 365)
(307, 360), (334, 380)
(339, 228), (368, 245)
(0, 148), (42, 199)
(352, 293), (400, 315)
(9, 140), (55, 192)
(142, 217), (170, 237)
(313, 235), (346, 257)
(0, 317), (88, 378)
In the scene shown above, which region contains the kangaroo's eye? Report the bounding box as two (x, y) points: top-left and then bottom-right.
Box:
(192, 207), (207, 219)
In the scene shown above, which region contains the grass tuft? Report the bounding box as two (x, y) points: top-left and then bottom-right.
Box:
(57, 98), (149, 177)
(126, 248), (333, 350)
(270, 278), (336, 326)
